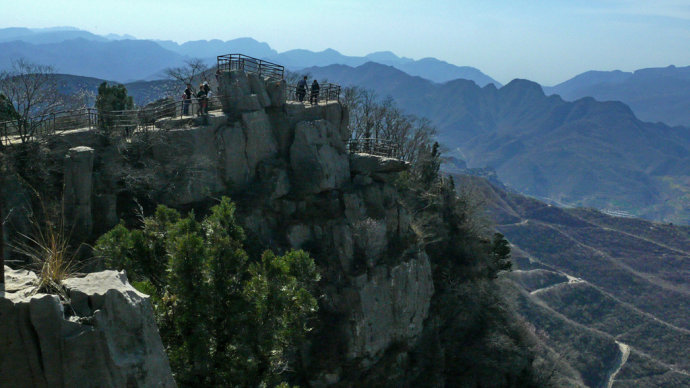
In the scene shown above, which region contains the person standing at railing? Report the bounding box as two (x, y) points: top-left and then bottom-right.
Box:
(203, 81), (213, 110)
(182, 84), (193, 116)
(297, 76), (308, 102)
(310, 80), (320, 105)
(197, 83), (208, 116)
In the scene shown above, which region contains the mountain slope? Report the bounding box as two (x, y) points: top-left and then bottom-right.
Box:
(455, 174), (690, 387)
(545, 66), (690, 127)
(306, 62), (690, 223)
(396, 57), (499, 86)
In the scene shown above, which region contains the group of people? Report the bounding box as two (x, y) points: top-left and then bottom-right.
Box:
(296, 76), (320, 104)
(181, 75), (322, 114)
(182, 82), (212, 116)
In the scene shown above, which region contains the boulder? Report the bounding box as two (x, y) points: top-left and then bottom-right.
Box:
(289, 120), (349, 194)
(247, 73), (271, 107)
(0, 267), (176, 388)
(265, 78), (286, 107)
(225, 69), (251, 95)
(218, 70), (257, 115)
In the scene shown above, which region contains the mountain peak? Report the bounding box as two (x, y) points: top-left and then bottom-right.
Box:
(501, 78), (545, 96)
(365, 51), (400, 61)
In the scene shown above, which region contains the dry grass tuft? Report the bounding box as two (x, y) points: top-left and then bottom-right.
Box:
(12, 193), (78, 296)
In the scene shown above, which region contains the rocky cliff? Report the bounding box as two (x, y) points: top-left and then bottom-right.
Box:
(1, 69), (435, 385)
(0, 267), (175, 388)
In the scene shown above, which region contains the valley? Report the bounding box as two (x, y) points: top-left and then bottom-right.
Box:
(453, 174), (690, 387)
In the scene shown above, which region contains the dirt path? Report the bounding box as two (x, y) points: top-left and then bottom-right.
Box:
(606, 341), (630, 388)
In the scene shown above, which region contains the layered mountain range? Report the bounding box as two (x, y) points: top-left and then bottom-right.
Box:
(545, 66), (690, 127)
(0, 27), (499, 86)
(306, 63), (690, 224)
(4, 26), (688, 224)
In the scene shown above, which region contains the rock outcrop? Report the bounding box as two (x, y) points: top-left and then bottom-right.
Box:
(2, 69), (430, 386)
(0, 267), (175, 388)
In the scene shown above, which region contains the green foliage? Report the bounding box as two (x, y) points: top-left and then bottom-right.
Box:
(95, 82), (134, 112)
(95, 197), (319, 387)
(95, 82), (134, 129)
(94, 204), (179, 292)
(390, 133), (549, 385)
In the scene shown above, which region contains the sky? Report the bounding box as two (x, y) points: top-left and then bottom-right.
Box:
(2, 0), (689, 85)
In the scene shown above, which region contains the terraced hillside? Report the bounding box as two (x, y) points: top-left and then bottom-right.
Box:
(454, 174), (690, 387)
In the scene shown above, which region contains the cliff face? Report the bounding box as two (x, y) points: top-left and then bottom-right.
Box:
(0, 267), (175, 388)
(2, 69), (435, 384)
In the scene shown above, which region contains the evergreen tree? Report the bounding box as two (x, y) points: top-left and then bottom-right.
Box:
(95, 197), (319, 387)
(95, 82), (134, 129)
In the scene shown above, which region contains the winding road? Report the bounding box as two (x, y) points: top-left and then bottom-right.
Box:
(606, 341), (630, 388)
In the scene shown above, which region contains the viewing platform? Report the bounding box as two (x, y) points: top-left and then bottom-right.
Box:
(0, 53), (400, 158)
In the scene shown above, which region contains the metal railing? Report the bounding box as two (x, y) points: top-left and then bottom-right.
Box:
(1, 108), (98, 146)
(217, 54), (284, 80)
(347, 138), (400, 159)
(286, 83), (341, 104)
(0, 96), (224, 145)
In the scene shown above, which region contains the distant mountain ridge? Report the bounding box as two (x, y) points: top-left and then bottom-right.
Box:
(0, 39), (186, 82)
(545, 65), (690, 127)
(0, 26), (500, 87)
(0, 27), (109, 44)
(305, 62), (690, 223)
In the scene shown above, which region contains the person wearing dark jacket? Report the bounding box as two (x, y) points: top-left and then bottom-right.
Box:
(310, 79), (320, 105)
(296, 76), (308, 102)
(182, 84), (192, 115)
(196, 83), (208, 115)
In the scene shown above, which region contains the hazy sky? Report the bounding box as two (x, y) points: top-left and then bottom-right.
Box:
(3, 0), (689, 85)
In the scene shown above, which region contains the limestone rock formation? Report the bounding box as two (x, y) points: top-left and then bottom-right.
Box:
(63, 146), (94, 238)
(347, 253), (434, 362)
(290, 119), (349, 194)
(0, 267), (175, 388)
(3, 68), (425, 386)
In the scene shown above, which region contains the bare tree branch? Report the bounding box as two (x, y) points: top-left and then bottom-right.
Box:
(164, 58), (209, 96)
(0, 58), (61, 143)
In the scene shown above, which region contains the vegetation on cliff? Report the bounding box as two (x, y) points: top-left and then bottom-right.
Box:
(341, 88), (562, 386)
(96, 197), (320, 387)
